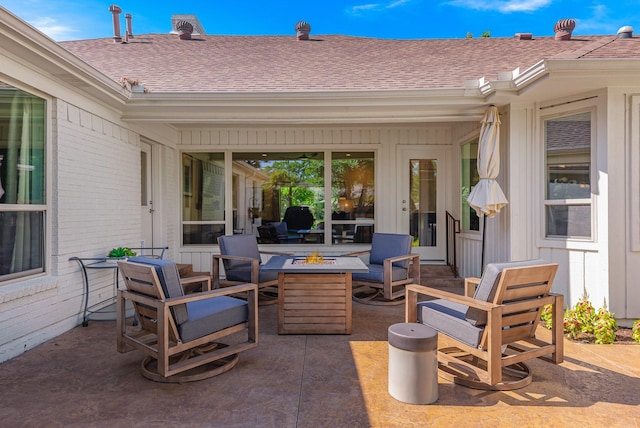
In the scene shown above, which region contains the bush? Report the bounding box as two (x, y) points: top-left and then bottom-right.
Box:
(633, 320), (640, 344)
(540, 304), (554, 329)
(562, 294), (617, 343)
(593, 306), (617, 344)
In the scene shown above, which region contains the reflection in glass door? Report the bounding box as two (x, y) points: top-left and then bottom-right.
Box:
(399, 148), (447, 262)
(410, 159), (437, 248)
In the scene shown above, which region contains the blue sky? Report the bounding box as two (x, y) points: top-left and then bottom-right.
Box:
(1, 0), (638, 41)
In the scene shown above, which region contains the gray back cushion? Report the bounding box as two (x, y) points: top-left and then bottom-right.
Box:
(218, 235), (261, 271)
(465, 259), (547, 327)
(369, 233), (413, 268)
(127, 256), (189, 325)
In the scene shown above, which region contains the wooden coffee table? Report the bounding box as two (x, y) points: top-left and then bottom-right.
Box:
(261, 256), (368, 335)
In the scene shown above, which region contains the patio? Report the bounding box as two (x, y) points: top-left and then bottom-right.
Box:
(0, 271), (639, 427)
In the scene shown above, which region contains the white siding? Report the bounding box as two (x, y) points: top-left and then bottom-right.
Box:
(0, 97), (144, 362)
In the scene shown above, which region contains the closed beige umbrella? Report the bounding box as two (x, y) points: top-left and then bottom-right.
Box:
(467, 105), (508, 271)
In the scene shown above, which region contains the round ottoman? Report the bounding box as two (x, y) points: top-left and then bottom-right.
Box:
(388, 322), (438, 404)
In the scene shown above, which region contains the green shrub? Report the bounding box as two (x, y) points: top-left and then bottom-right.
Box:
(540, 304), (554, 329)
(632, 320), (640, 344)
(562, 294), (617, 343)
(593, 306), (617, 344)
(563, 295), (595, 339)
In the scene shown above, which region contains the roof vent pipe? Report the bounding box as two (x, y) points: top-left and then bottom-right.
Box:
(176, 20), (194, 40)
(108, 4), (122, 43)
(295, 21), (311, 40)
(125, 13), (134, 39)
(554, 18), (576, 41)
(617, 25), (633, 39)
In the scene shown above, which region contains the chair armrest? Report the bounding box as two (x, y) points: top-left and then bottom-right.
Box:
(465, 277), (481, 297)
(164, 283), (258, 306)
(180, 274), (212, 292)
(405, 283), (497, 323)
(384, 253), (419, 264)
(212, 255), (260, 288)
(213, 254), (258, 263)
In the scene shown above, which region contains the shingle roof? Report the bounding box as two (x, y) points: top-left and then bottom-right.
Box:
(59, 34), (638, 93)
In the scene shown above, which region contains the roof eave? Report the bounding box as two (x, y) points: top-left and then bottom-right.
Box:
(122, 88), (492, 125)
(0, 7), (128, 108)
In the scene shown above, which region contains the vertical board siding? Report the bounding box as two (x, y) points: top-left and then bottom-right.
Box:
(176, 124), (454, 266)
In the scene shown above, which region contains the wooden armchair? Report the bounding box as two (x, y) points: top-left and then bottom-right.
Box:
(405, 260), (563, 390)
(346, 233), (420, 305)
(213, 234), (292, 305)
(117, 258), (257, 383)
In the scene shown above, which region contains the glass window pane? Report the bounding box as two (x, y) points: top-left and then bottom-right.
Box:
(0, 211), (44, 279)
(545, 112), (591, 200)
(182, 153), (225, 222)
(544, 111), (592, 238)
(0, 87), (46, 205)
(546, 205), (591, 238)
(331, 152), (374, 244)
(232, 152), (324, 244)
(0, 83), (46, 282)
(410, 159), (437, 247)
(461, 139), (480, 231)
(182, 224), (225, 245)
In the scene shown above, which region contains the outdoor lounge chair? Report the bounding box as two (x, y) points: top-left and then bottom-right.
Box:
(405, 259), (563, 390)
(345, 232), (420, 305)
(116, 257), (257, 383)
(213, 234), (292, 304)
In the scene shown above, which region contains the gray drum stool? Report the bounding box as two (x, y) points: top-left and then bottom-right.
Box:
(388, 322), (438, 404)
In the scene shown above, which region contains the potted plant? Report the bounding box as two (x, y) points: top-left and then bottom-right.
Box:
(106, 247), (137, 262)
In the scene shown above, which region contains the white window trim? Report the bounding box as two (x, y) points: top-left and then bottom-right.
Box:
(538, 100), (598, 250)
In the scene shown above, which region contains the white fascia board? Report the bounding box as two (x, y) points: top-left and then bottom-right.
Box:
(0, 8), (127, 108)
(122, 88), (490, 124)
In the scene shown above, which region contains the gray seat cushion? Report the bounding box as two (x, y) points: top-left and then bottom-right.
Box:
(127, 257), (189, 325)
(352, 264), (407, 284)
(418, 299), (484, 348)
(219, 235), (261, 270)
(179, 296), (248, 342)
(466, 259), (547, 327)
(369, 233), (413, 268)
(225, 265), (278, 283)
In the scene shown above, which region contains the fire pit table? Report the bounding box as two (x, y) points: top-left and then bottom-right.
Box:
(261, 255), (368, 334)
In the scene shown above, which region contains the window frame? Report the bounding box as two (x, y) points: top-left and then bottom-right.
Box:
(179, 149), (377, 247)
(0, 82), (50, 284)
(541, 106), (597, 243)
(460, 137), (480, 233)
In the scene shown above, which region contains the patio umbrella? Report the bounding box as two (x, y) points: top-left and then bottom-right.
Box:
(467, 105), (508, 272)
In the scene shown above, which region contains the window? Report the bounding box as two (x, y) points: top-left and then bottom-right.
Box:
(461, 138), (480, 231)
(182, 151), (375, 246)
(182, 152), (225, 244)
(331, 152), (375, 244)
(0, 83), (46, 281)
(233, 151), (325, 244)
(544, 111), (592, 238)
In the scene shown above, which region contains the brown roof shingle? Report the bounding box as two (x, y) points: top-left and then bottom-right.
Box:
(60, 34), (637, 93)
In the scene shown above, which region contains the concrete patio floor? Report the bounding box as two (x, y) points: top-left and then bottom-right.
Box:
(1, 294), (639, 428)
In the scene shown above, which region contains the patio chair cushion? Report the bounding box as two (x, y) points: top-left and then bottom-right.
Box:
(417, 299), (484, 348)
(351, 263), (408, 284)
(465, 259), (548, 327)
(127, 256), (189, 325)
(225, 265), (279, 283)
(219, 235), (262, 270)
(180, 296), (248, 342)
(369, 233), (412, 268)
